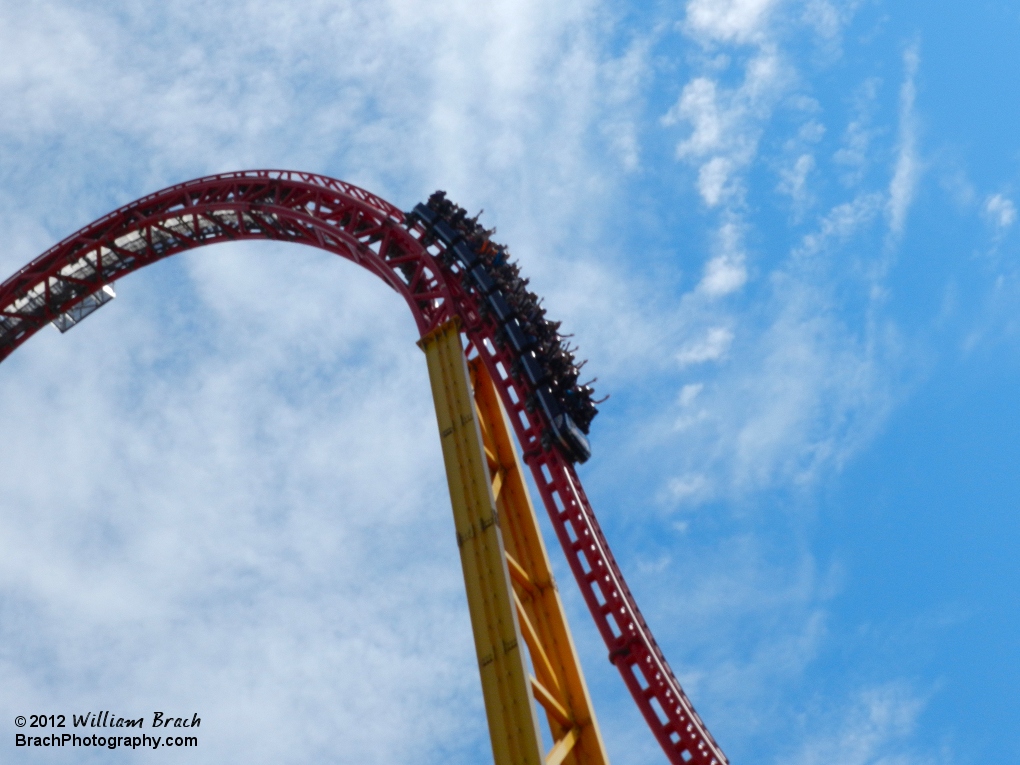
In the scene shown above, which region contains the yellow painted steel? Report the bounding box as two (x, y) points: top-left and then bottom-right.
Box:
(421, 321), (544, 765)
(470, 356), (609, 765)
(421, 319), (610, 765)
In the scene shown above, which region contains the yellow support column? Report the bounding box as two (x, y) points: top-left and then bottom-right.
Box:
(470, 357), (609, 765)
(421, 319), (610, 765)
(421, 321), (544, 765)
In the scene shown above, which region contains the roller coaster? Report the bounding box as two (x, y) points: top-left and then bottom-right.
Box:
(0, 170), (728, 765)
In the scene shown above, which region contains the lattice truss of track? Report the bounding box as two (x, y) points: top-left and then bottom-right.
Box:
(0, 171), (728, 765)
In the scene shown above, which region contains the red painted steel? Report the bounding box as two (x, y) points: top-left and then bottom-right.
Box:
(0, 170), (450, 360)
(0, 170), (728, 765)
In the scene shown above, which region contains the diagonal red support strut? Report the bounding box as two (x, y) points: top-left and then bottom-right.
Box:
(0, 170), (727, 765)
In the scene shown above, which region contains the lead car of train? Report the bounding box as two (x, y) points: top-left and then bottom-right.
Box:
(407, 194), (599, 465)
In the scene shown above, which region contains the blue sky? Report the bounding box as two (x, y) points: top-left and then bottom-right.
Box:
(0, 1), (1016, 763)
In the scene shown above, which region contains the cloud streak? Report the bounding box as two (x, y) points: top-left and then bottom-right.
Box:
(888, 43), (921, 237)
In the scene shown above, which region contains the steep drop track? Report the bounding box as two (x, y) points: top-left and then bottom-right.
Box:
(0, 170), (727, 765)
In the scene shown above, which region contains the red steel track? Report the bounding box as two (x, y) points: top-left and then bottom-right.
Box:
(0, 170), (727, 765)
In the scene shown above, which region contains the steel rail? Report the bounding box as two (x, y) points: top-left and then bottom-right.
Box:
(0, 171), (727, 765)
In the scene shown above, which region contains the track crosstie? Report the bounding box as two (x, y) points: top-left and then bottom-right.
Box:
(0, 170), (727, 765)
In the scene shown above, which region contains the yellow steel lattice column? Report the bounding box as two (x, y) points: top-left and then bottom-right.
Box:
(470, 357), (610, 765)
(421, 321), (544, 765)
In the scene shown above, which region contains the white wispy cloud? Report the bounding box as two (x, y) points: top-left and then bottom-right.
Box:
(684, 0), (779, 45)
(984, 193), (1016, 229)
(679, 382), (705, 406)
(645, 187), (894, 510)
(663, 47), (788, 208)
(798, 192), (885, 256)
(698, 220), (749, 295)
(668, 77), (727, 158)
(677, 326), (736, 366)
(834, 77), (881, 187)
(888, 43), (921, 237)
(599, 35), (652, 171)
(801, 0), (843, 41)
(649, 0), (898, 505)
(786, 684), (935, 765)
(778, 153), (817, 215)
